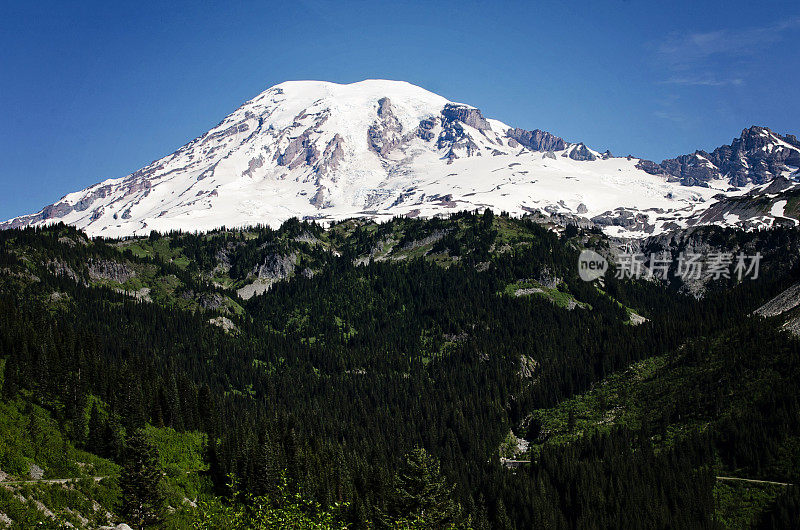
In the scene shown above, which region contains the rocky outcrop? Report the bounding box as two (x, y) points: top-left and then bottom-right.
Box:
(506, 128), (567, 152)
(318, 134), (345, 176)
(47, 260), (83, 283)
(255, 252), (297, 280)
(564, 143), (597, 161)
(242, 155), (265, 178)
(638, 126), (800, 187)
(754, 282), (800, 317)
(28, 463), (44, 480)
(367, 97), (403, 156)
(88, 259), (135, 283)
(519, 354), (538, 378)
(310, 186), (329, 208)
(426, 104), (495, 161)
(437, 122), (481, 161)
(636, 224), (800, 297)
(0, 200), (76, 230)
(441, 104), (491, 131)
(634, 159), (665, 176)
(687, 177), (800, 229)
(209, 316), (237, 333)
(277, 127), (319, 169)
(236, 279), (274, 300)
(592, 208), (654, 233)
(414, 117), (437, 141)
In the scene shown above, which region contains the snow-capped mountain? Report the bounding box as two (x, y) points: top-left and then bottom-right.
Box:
(637, 125), (800, 187)
(3, 80), (799, 238)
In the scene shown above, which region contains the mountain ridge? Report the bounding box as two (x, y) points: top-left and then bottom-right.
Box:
(2, 80), (798, 237)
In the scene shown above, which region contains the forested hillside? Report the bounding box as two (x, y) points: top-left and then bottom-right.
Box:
(0, 212), (798, 528)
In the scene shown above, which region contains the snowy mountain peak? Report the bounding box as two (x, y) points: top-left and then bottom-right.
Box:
(2, 81), (798, 238)
(637, 125), (800, 187)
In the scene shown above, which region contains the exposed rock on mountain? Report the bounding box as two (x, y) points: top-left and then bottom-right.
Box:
(2, 80), (797, 239)
(367, 97), (403, 156)
(686, 176), (800, 229)
(441, 103), (491, 131)
(506, 128), (567, 152)
(564, 143), (597, 161)
(255, 252), (297, 280)
(637, 126), (800, 187)
(88, 259), (135, 283)
(754, 282), (800, 318)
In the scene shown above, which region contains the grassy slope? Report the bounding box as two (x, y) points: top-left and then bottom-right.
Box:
(0, 358), (209, 528)
(0, 397), (211, 528)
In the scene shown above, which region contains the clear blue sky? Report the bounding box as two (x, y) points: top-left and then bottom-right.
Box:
(2, 0), (799, 220)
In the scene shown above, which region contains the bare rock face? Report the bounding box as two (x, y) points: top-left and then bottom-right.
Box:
(506, 128), (567, 152)
(310, 186), (329, 208)
(754, 282), (800, 317)
(318, 134), (345, 176)
(435, 106), (490, 161)
(255, 252), (297, 280)
(760, 175), (796, 194)
(415, 117), (437, 141)
(367, 97), (404, 156)
(628, 312), (648, 325)
(688, 179), (800, 229)
(519, 354), (538, 378)
(437, 123), (481, 161)
(242, 155), (265, 178)
(47, 260), (83, 283)
(635, 159), (663, 175)
(209, 316), (237, 333)
(1, 200), (75, 229)
(88, 259), (135, 283)
(592, 208), (654, 233)
(637, 125), (800, 186)
(180, 290), (226, 311)
(441, 103), (491, 131)
(277, 127), (319, 169)
(636, 225), (800, 298)
(565, 143), (597, 161)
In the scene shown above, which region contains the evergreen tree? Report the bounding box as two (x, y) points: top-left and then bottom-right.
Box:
(119, 429), (166, 528)
(389, 448), (462, 528)
(87, 402), (104, 456)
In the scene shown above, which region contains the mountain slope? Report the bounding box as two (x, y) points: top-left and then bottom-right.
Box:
(3, 217), (800, 528)
(2, 80), (798, 237)
(637, 126), (800, 186)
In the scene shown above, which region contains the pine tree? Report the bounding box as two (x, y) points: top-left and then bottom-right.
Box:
(87, 402), (104, 456)
(119, 429), (166, 529)
(389, 448), (462, 528)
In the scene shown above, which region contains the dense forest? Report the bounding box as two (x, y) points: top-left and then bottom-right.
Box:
(0, 211), (798, 528)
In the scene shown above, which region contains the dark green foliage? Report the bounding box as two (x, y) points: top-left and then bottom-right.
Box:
(386, 448), (462, 528)
(119, 430), (166, 528)
(758, 486), (800, 529)
(1, 217), (800, 528)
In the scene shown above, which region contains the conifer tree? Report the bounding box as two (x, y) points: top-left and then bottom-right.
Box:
(87, 402), (104, 455)
(119, 429), (166, 528)
(389, 448), (462, 528)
